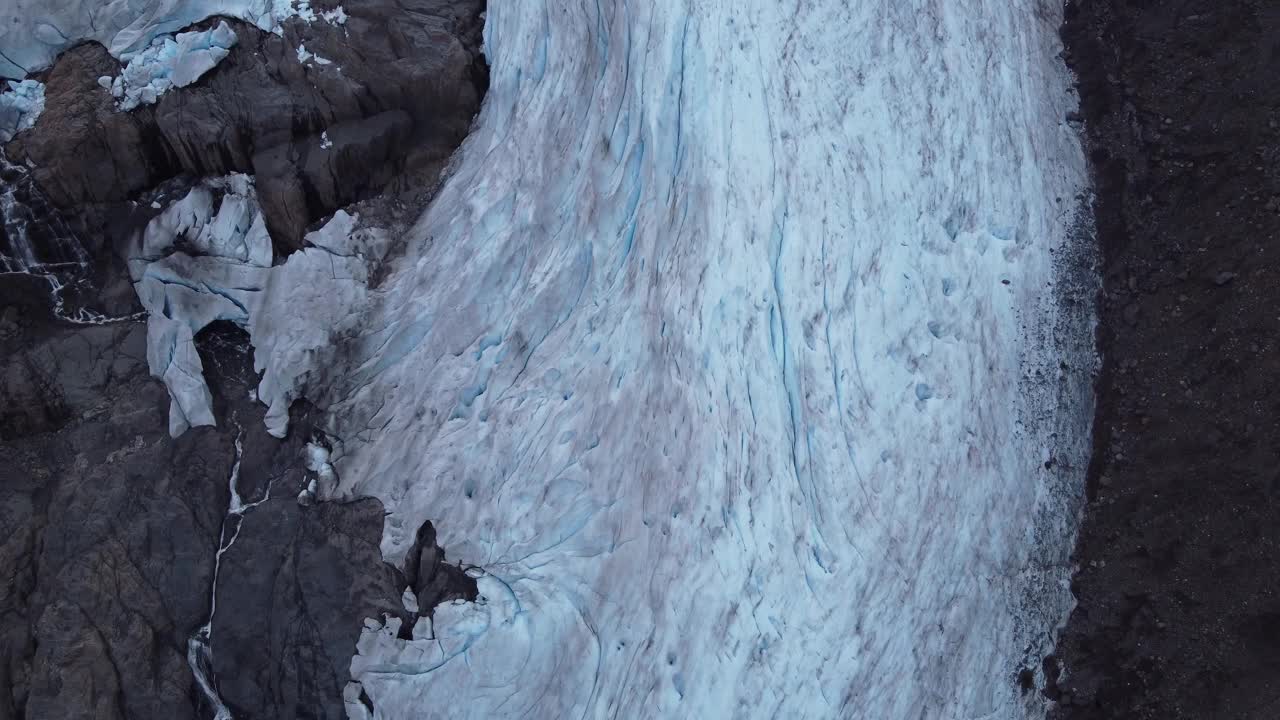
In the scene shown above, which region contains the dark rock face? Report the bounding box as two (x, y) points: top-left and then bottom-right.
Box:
(7, 43), (166, 208)
(0, 155), (90, 274)
(404, 520), (479, 616)
(1052, 1), (1280, 717)
(7, 0), (487, 252)
(0, 303), (428, 719)
(0, 284), (229, 720)
(210, 498), (409, 720)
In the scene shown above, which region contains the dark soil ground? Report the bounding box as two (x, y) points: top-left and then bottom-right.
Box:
(1050, 1), (1280, 717)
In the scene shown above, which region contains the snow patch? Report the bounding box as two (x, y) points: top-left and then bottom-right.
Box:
(278, 0), (316, 24)
(295, 43), (334, 68)
(320, 6), (348, 25)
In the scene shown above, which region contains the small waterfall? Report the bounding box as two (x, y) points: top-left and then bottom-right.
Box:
(0, 151), (88, 274)
(187, 432), (271, 720)
(1, 150), (146, 324)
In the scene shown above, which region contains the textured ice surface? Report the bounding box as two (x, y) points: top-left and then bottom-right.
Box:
(137, 174), (272, 267)
(0, 79), (44, 142)
(109, 21), (238, 111)
(287, 0), (1097, 717)
(0, 0), (314, 79)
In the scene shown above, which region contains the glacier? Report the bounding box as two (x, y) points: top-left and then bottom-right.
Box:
(303, 0), (1095, 717)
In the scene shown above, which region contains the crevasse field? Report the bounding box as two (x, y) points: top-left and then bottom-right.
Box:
(7, 0), (1097, 717)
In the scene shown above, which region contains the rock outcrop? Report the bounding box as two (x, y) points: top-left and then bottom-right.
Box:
(6, 0), (487, 253)
(209, 497), (411, 720)
(0, 301), (435, 719)
(0, 283), (230, 720)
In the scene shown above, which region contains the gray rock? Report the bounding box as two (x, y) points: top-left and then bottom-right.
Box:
(0, 308), (416, 719)
(403, 520), (479, 616)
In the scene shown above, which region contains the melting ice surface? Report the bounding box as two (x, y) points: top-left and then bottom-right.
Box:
(319, 0), (1095, 717)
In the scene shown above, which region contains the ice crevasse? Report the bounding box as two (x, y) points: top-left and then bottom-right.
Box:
(303, 0), (1100, 718)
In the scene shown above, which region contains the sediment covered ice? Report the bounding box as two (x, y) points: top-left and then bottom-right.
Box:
(285, 0), (1095, 717)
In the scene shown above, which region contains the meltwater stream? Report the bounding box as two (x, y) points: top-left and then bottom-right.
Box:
(0, 150), (144, 324)
(187, 432), (270, 720)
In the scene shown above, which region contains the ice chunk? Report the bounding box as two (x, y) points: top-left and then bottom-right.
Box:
(0, 0), (321, 80)
(301, 209), (358, 255)
(342, 682), (371, 720)
(320, 6), (348, 25)
(0, 80), (44, 142)
(130, 175), (376, 438)
(110, 21), (238, 111)
(295, 43), (334, 68)
(135, 174), (272, 268)
(303, 441), (337, 492)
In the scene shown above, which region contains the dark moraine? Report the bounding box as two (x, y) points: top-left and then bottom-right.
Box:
(1051, 1), (1280, 717)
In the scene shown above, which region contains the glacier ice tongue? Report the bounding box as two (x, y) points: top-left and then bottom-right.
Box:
(0, 79), (44, 142)
(317, 0), (1097, 717)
